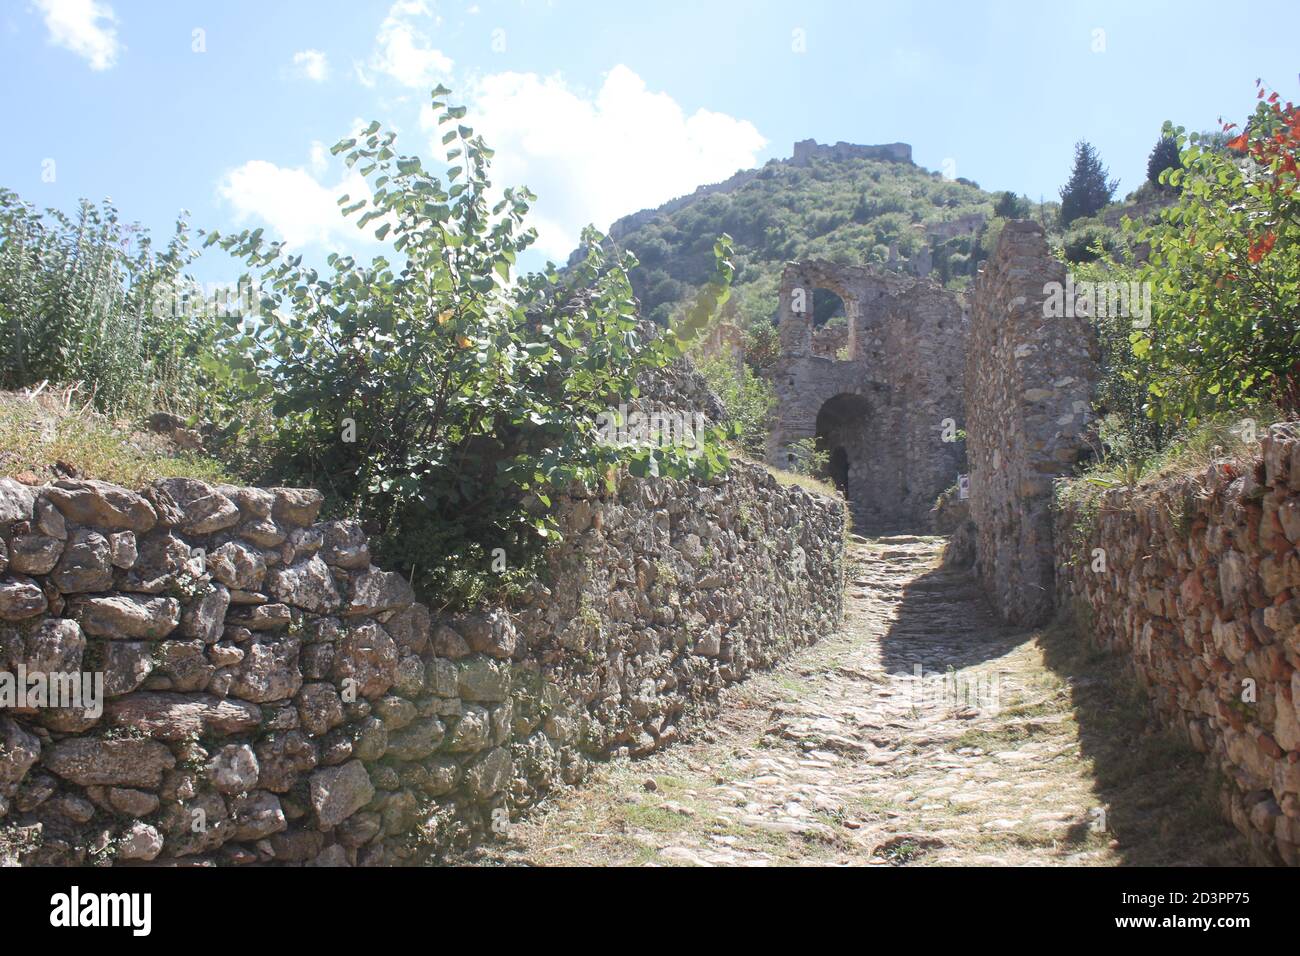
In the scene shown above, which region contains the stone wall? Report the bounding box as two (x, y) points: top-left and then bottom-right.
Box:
(768, 260), (967, 533)
(964, 221), (1095, 624)
(1054, 424), (1300, 864)
(790, 139), (913, 166)
(0, 463), (844, 866)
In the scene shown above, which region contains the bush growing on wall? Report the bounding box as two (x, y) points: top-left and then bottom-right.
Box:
(1130, 82), (1300, 422)
(208, 89), (735, 607)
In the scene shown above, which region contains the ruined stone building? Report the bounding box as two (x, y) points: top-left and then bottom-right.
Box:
(766, 261), (968, 533)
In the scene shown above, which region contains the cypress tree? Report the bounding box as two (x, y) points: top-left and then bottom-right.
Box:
(1059, 140), (1119, 226)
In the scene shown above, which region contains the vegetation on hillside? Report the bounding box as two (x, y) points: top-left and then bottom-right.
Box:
(614, 154), (1007, 333)
(0, 90), (738, 608)
(1069, 81), (1299, 486)
(0, 386), (233, 488)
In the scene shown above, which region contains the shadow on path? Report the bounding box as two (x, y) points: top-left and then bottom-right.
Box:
(1035, 614), (1255, 866)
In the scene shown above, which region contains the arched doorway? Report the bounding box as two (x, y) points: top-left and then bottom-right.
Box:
(815, 392), (910, 533)
(827, 446), (849, 494)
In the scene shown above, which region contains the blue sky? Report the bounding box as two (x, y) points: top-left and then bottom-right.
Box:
(1, 0), (1293, 281)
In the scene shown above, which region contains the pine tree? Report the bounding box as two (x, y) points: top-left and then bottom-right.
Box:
(993, 190), (1027, 219)
(1059, 141), (1119, 226)
(1146, 133), (1181, 192)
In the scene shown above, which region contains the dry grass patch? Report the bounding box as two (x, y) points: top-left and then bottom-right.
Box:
(0, 386), (232, 487)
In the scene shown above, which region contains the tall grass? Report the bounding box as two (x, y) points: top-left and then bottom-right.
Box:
(0, 188), (227, 416)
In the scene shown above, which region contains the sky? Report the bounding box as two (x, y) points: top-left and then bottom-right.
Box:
(1, 0), (1294, 282)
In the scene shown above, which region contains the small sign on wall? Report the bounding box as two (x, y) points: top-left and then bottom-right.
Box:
(957, 474), (970, 500)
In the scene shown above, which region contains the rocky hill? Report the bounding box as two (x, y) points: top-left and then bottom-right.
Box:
(599, 139), (1012, 328)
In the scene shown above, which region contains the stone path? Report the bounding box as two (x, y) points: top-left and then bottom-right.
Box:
(466, 536), (1249, 866)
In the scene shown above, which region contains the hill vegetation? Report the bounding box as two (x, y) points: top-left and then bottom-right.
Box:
(610, 152), (1007, 333)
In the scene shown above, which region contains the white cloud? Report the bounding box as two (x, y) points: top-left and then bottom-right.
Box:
(218, 157), (373, 250)
(35, 0), (121, 71)
(454, 65), (766, 259)
(359, 0), (452, 90)
(291, 48), (329, 82)
(308, 141), (329, 176)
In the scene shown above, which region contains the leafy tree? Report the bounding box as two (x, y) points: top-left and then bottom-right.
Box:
(208, 88), (735, 606)
(1146, 133), (1181, 192)
(1130, 85), (1300, 420)
(993, 191), (1029, 218)
(1059, 141), (1119, 226)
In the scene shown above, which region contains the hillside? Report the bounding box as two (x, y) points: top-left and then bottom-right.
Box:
(602, 139), (1018, 330)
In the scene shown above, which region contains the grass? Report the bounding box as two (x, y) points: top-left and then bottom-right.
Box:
(0, 386), (234, 488)
(1066, 407), (1282, 501)
(754, 458), (843, 500)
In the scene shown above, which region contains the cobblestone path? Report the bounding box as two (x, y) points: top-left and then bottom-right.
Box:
(468, 537), (1249, 866)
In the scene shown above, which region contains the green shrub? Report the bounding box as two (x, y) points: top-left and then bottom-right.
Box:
(693, 353), (776, 457)
(1062, 218), (1117, 264)
(1129, 84), (1300, 421)
(0, 190), (237, 417)
(207, 89), (735, 608)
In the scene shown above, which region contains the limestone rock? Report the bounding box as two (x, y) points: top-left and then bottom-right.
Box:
(297, 682), (345, 737)
(346, 568), (415, 617)
(207, 743), (260, 794)
(457, 655), (511, 702)
(100, 641), (155, 696)
(181, 584), (230, 643)
(76, 593), (181, 639)
(45, 480), (157, 533)
(331, 620), (398, 699)
(310, 760), (374, 828)
(319, 520), (370, 569)
(271, 488), (324, 527)
(384, 717), (445, 760)
(44, 738), (175, 788)
(104, 692), (261, 740)
(0, 478), (37, 527)
(267, 555), (340, 613)
(464, 747), (511, 799)
(116, 822), (164, 861)
(19, 618), (85, 674)
(182, 492), (241, 535)
(208, 541), (266, 591)
(229, 790), (287, 841)
(8, 534), (63, 575)
(230, 637), (302, 703)
(0, 576), (46, 621)
(0, 716), (40, 797)
(107, 531), (137, 569)
(51, 530), (113, 593)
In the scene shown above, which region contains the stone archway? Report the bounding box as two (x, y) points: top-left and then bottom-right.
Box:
(815, 392), (910, 533)
(767, 259), (969, 534)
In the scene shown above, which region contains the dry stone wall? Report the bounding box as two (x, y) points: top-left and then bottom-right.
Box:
(964, 221), (1095, 624)
(1054, 424), (1300, 864)
(0, 463), (843, 866)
